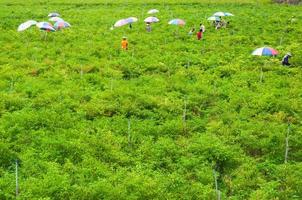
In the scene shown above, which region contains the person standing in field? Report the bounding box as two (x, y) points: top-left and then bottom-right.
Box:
(196, 30), (202, 40)
(146, 22), (151, 32)
(215, 22), (222, 30)
(121, 36), (128, 50)
(199, 23), (205, 33)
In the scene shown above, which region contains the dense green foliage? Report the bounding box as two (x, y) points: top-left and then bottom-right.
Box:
(1, 0), (302, 199)
(274, 0), (301, 4)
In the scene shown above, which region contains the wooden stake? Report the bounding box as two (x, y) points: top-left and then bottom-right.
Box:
(110, 78), (113, 92)
(260, 65), (263, 83)
(128, 118), (131, 147)
(213, 168), (221, 200)
(284, 124), (290, 164)
(80, 66), (83, 79)
(16, 160), (19, 197)
(182, 99), (187, 134)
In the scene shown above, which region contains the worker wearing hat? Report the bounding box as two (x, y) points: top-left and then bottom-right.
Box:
(121, 36), (128, 50)
(282, 52), (292, 66)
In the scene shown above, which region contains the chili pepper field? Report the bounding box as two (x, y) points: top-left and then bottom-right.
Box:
(1, 0), (302, 199)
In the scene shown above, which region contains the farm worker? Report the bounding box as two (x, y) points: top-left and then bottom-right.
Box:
(121, 36), (128, 50)
(188, 27), (195, 35)
(221, 19), (228, 28)
(215, 22), (222, 30)
(199, 23), (205, 32)
(213, 17), (221, 27)
(146, 22), (151, 32)
(282, 53), (292, 66)
(196, 30), (202, 40)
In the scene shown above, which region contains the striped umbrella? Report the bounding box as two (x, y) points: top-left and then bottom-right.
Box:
(252, 47), (278, 56)
(36, 22), (56, 32)
(168, 19), (185, 26)
(17, 20), (37, 31)
(49, 17), (64, 22)
(144, 17), (159, 23)
(54, 21), (71, 30)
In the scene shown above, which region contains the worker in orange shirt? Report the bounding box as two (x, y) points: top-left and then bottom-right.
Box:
(121, 36), (128, 50)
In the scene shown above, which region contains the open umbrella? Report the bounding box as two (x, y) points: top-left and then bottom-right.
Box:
(114, 19), (129, 27)
(125, 17), (138, 23)
(49, 17), (64, 22)
(144, 17), (159, 23)
(168, 19), (185, 26)
(54, 21), (71, 30)
(214, 12), (234, 17)
(148, 9), (159, 14)
(36, 22), (52, 28)
(17, 20), (37, 31)
(224, 12), (234, 16)
(36, 22), (56, 32)
(48, 12), (60, 17)
(114, 17), (138, 28)
(252, 47), (278, 56)
(252, 47), (278, 82)
(207, 16), (221, 21)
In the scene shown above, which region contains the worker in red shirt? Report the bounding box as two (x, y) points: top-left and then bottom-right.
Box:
(197, 30), (202, 40)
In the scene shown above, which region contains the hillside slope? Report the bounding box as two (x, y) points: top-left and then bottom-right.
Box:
(0, 0), (302, 199)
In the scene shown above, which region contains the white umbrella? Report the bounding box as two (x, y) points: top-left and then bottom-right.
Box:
(126, 17), (138, 23)
(49, 17), (64, 22)
(225, 12), (234, 16)
(36, 22), (52, 28)
(144, 17), (159, 23)
(148, 9), (159, 14)
(48, 12), (60, 17)
(213, 12), (234, 17)
(207, 16), (221, 21)
(17, 20), (37, 31)
(114, 17), (138, 28)
(114, 19), (129, 27)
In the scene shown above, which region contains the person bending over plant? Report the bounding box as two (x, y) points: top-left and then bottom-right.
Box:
(282, 53), (292, 66)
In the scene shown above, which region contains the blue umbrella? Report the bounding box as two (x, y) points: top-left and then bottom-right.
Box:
(207, 16), (221, 21)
